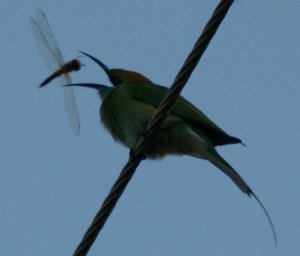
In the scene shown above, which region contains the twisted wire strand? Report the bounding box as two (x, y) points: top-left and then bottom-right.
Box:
(74, 1), (234, 255)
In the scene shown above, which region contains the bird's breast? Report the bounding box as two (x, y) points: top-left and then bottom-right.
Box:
(100, 87), (145, 149)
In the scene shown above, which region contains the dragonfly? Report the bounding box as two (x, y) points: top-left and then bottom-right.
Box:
(29, 8), (81, 135)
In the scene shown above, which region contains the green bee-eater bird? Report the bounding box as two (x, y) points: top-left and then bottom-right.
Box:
(67, 51), (276, 243)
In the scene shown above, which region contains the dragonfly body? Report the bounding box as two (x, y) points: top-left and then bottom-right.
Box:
(40, 59), (81, 87)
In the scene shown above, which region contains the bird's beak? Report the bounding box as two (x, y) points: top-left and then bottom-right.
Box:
(79, 51), (110, 75)
(64, 83), (108, 90)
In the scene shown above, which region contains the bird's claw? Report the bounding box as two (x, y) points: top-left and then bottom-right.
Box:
(129, 149), (147, 160)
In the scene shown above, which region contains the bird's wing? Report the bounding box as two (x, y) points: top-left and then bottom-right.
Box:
(127, 82), (241, 146)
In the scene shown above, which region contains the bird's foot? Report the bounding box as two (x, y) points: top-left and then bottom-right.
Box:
(129, 148), (147, 160)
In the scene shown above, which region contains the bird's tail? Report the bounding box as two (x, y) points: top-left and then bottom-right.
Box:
(206, 151), (252, 195)
(205, 150), (277, 244)
(181, 126), (277, 242)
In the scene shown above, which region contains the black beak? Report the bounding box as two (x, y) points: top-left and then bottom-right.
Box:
(64, 83), (108, 90)
(79, 51), (110, 75)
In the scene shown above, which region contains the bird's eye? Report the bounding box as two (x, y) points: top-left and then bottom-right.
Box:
(110, 76), (123, 86)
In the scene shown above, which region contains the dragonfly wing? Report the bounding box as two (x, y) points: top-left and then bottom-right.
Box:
(34, 8), (65, 67)
(60, 75), (80, 135)
(30, 9), (80, 134)
(29, 17), (59, 71)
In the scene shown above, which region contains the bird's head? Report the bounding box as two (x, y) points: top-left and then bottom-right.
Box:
(80, 51), (152, 86)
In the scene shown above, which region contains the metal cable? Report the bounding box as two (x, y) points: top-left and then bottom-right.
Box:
(74, 1), (234, 255)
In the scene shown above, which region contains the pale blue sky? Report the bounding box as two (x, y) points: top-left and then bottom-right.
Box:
(1, 1), (300, 255)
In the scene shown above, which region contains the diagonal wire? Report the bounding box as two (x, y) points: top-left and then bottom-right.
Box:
(73, 1), (235, 255)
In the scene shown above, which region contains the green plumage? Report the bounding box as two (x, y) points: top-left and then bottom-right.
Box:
(100, 80), (241, 148)
(95, 69), (253, 196)
(67, 52), (276, 243)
